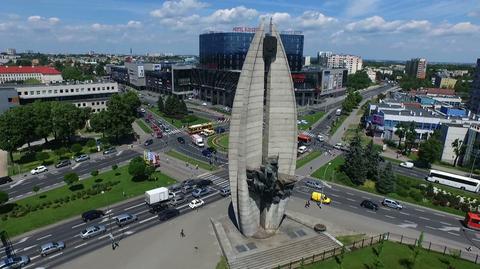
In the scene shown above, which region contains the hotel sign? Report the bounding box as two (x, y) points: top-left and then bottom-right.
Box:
(233, 27), (259, 33)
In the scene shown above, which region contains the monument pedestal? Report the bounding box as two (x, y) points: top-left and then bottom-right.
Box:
(211, 210), (343, 269)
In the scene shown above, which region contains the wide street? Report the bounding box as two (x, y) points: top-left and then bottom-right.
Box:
(2, 83), (478, 268)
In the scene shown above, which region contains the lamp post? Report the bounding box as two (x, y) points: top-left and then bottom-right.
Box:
(469, 151), (480, 178)
(323, 162), (332, 180)
(321, 162), (332, 207)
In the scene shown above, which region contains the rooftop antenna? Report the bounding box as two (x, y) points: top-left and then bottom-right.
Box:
(269, 17), (273, 34)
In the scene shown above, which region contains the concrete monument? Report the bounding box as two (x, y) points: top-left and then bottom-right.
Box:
(228, 21), (298, 238)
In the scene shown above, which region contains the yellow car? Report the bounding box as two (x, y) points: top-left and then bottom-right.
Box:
(311, 192), (331, 204)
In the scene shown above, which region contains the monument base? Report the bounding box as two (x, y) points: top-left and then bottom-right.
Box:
(211, 210), (343, 269)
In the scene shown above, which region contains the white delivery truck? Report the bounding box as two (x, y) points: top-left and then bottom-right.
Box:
(191, 134), (205, 147)
(145, 187), (170, 212)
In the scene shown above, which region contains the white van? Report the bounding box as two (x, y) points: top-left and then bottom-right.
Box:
(399, 161), (414, 169)
(298, 146), (307, 154)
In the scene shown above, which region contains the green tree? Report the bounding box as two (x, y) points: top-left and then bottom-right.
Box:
(128, 156), (148, 180)
(163, 95), (176, 116)
(343, 130), (367, 185)
(451, 138), (467, 167)
(32, 101), (53, 143)
(35, 151), (50, 164)
(0, 191), (8, 206)
(17, 105), (37, 149)
(63, 172), (79, 186)
(86, 139), (96, 149)
(122, 91), (141, 117)
(90, 110), (110, 137)
(51, 102), (88, 143)
(157, 96), (164, 113)
(70, 143), (82, 155)
(418, 137), (443, 168)
(62, 66), (84, 81)
(95, 63), (106, 76)
(103, 94), (136, 141)
(33, 185), (40, 194)
(404, 122), (418, 154)
(0, 109), (25, 161)
(364, 140), (380, 181)
(346, 71), (372, 90)
(376, 162), (396, 194)
(394, 122), (408, 148)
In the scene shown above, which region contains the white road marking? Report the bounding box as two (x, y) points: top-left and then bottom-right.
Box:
(447, 232), (460, 237)
(124, 203), (144, 211)
(30, 255), (40, 260)
(48, 252), (63, 259)
(440, 221), (451, 226)
(74, 242), (88, 249)
(18, 237), (30, 244)
(139, 216), (157, 224)
(361, 196), (370, 200)
(385, 215), (395, 219)
(72, 163), (81, 169)
(399, 212), (410, 216)
(380, 207), (391, 211)
(71, 223), (86, 229)
(419, 216), (430, 221)
(425, 226), (437, 230)
(472, 238), (480, 242)
(116, 150), (123, 156)
(36, 234), (52, 241)
(349, 205), (358, 209)
(398, 223), (417, 229)
(366, 210), (377, 213)
(438, 226), (460, 232)
(346, 198), (356, 202)
(23, 245), (37, 251)
(329, 193), (340, 197)
(346, 192), (354, 196)
(10, 179), (25, 188)
(124, 231), (134, 235)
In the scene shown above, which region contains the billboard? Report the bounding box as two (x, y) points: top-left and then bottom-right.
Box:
(137, 66), (145, 78)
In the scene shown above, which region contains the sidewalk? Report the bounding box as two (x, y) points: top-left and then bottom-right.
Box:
(0, 150), (7, 178)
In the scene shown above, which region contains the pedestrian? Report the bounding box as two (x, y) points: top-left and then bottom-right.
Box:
(194, 246), (199, 252)
(317, 201), (322, 209)
(196, 164), (199, 170)
(307, 200), (310, 207)
(310, 166), (313, 172)
(180, 229), (185, 237)
(305, 200), (309, 208)
(466, 246), (472, 252)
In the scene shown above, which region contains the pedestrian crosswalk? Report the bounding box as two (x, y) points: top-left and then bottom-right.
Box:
(301, 131), (316, 138)
(217, 118), (230, 123)
(164, 129), (182, 136)
(198, 172), (230, 189)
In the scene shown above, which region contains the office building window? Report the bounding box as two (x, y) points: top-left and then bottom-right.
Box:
(60, 90), (63, 93)
(23, 91), (28, 95)
(54, 90), (58, 94)
(30, 91), (34, 95)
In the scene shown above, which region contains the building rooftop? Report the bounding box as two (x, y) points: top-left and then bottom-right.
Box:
(0, 66), (61, 75)
(409, 88), (456, 96)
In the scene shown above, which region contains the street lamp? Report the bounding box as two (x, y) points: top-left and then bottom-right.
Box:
(323, 162), (332, 180)
(320, 162), (332, 208)
(469, 151), (480, 177)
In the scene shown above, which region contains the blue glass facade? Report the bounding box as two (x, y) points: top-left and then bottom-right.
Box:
(199, 32), (304, 71)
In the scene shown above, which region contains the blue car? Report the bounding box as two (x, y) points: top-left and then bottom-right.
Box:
(202, 149), (212, 158)
(192, 187), (210, 198)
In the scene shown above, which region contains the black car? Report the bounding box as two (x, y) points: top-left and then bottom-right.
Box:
(206, 147), (217, 154)
(360, 200), (379, 211)
(144, 139), (154, 146)
(82, 210), (105, 222)
(55, 159), (71, 168)
(215, 127), (225, 134)
(0, 176), (12, 185)
(181, 179), (196, 187)
(158, 208), (180, 221)
(177, 137), (185, 144)
(195, 179), (213, 188)
(202, 149), (212, 158)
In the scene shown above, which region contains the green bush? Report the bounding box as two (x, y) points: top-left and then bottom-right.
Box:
(91, 170), (99, 177)
(409, 190), (423, 202)
(70, 143), (83, 155)
(35, 152), (50, 163)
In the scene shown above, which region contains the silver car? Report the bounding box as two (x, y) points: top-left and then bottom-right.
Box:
(304, 180), (323, 190)
(75, 154), (90, 162)
(40, 241), (65, 256)
(114, 213), (138, 227)
(168, 194), (186, 206)
(0, 256), (30, 269)
(80, 225), (106, 239)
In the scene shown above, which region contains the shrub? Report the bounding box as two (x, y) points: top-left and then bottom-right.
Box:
(70, 143), (83, 155)
(383, 139), (397, 148)
(35, 152), (50, 164)
(86, 139), (96, 148)
(460, 203), (471, 212)
(112, 164), (118, 170)
(91, 170), (99, 177)
(409, 190), (423, 202)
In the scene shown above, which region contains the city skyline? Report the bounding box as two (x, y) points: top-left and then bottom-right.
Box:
(0, 0), (479, 62)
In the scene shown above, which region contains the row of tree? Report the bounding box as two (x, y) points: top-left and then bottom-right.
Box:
(399, 75), (433, 90)
(342, 131), (396, 194)
(90, 91), (141, 141)
(394, 122), (418, 155)
(346, 71), (372, 90)
(341, 90), (363, 113)
(157, 95), (188, 118)
(0, 102), (90, 160)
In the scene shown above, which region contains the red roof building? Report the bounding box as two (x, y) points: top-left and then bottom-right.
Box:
(0, 66), (63, 84)
(0, 66), (61, 75)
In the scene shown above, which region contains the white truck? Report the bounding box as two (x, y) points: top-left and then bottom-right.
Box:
(191, 134), (205, 147)
(145, 187), (171, 212)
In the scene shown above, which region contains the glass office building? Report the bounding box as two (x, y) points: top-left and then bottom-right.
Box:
(199, 32), (304, 71)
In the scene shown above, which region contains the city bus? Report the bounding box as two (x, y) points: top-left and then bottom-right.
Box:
(426, 169), (480, 192)
(187, 122), (213, 134)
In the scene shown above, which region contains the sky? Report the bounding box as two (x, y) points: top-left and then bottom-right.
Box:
(0, 0), (479, 62)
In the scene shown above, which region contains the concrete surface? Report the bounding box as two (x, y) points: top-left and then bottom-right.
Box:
(0, 150), (7, 178)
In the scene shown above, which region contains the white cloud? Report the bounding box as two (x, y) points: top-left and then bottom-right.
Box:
(345, 0), (378, 17)
(127, 20), (142, 28)
(27, 15), (60, 25)
(206, 6), (258, 24)
(150, 0), (208, 18)
(345, 16), (431, 34)
(431, 22), (480, 36)
(397, 20), (431, 32)
(298, 11), (337, 29)
(468, 10), (480, 18)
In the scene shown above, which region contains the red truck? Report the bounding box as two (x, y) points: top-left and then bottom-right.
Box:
(464, 212), (480, 230)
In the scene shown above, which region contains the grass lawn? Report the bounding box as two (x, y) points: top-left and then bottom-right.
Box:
(165, 150), (216, 171)
(298, 111), (326, 131)
(336, 234), (366, 245)
(215, 256), (229, 269)
(296, 151), (322, 169)
(0, 165), (176, 237)
(311, 156), (476, 216)
(148, 107), (210, 128)
(208, 133), (229, 152)
(329, 115), (348, 135)
(305, 241), (478, 269)
(382, 156), (405, 165)
(135, 119), (153, 134)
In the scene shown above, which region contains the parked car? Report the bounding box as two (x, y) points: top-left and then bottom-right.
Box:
(317, 135), (325, 142)
(31, 165), (48, 175)
(114, 213), (138, 227)
(182, 179), (196, 187)
(169, 194), (186, 206)
(181, 184), (194, 194)
(75, 154), (90, 162)
(220, 187), (231, 197)
(168, 183), (182, 192)
(0, 256), (30, 268)
(206, 147), (217, 154)
(40, 241), (65, 256)
(164, 127), (171, 133)
(310, 192), (331, 204)
(297, 146), (307, 154)
(0, 176), (12, 185)
(158, 208), (180, 221)
(177, 137), (185, 144)
(382, 198), (403, 210)
(360, 200), (379, 211)
(81, 209), (105, 222)
(334, 143), (343, 150)
(202, 102), (207, 106)
(188, 199), (205, 209)
(144, 139), (154, 146)
(215, 127), (226, 134)
(103, 147), (117, 155)
(195, 179), (213, 188)
(55, 159), (71, 168)
(192, 187), (210, 198)
(80, 225), (106, 239)
(304, 179), (323, 190)
(399, 161), (414, 169)
(202, 149), (212, 158)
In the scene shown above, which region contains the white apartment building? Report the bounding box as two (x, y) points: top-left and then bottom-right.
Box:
(0, 66), (63, 84)
(327, 54), (363, 74)
(14, 80), (118, 112)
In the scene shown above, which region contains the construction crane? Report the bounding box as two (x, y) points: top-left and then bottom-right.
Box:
(0, 230), (16, 259)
